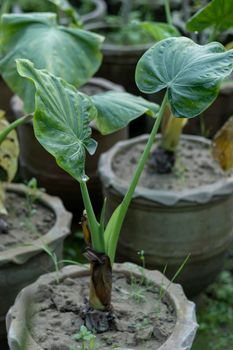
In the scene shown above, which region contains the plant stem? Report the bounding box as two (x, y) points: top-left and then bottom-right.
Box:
(121, 0), (132, 26)
(164, 0), (172, 26)
(0, 114), (32, 144)
(107, 92), (168, 264)
(121, 91), (168, 211)
(80, 181), (103, 252)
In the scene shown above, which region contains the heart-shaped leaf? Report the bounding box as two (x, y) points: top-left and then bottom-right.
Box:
(135, 37), (233, 118)
(16, 59), (97, 182)
(0, 13), (103, 112)
(91, 92), (159, 135)
(186, 0), (233, 33)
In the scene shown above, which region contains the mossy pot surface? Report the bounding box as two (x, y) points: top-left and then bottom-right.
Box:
(99, 134), (233, 296)
(0, 183), (72, 340)
(6, 263), (198, 350)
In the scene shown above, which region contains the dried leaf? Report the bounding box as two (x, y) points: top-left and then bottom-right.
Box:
(212, 116), (233, 171)
(0, 111), (19, 214)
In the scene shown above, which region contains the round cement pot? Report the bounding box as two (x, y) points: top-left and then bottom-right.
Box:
(99, 135), (233, 297)
(6, 263), (198, 350)
(0, 183), (72, 343)
(11, 78), (128, 217)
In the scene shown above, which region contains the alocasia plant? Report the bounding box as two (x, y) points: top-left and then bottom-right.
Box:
(12, 36), (233, 331)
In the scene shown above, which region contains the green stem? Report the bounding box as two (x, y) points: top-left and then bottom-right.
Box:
(107, 92), (168, 264)
(164, 0), (172, 26)
(0, 114), (32, 144)
(80, 181), (103, 252)
(121, 91), (168, 211)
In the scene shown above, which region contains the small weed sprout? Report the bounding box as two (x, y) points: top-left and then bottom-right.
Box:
(25, 178), (41, 216)
(72, 325), (96, 350)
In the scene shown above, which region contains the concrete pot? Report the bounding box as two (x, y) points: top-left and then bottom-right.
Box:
(11, 78), (128, 216)
(6, 263), (198, 350)
(0, 183), (72, 342)
(99, 135), (233, 296)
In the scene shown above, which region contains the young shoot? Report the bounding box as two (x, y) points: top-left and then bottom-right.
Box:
(14, 36), (233, 333)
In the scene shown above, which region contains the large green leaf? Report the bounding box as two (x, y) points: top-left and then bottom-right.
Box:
(186, 0), (233, 33)
(91, 92), (159, 135)
(16, 59), (97, 181)
(140, 21), (180, 41)
(135, 37), (233, 118)
(0, 13), (103, 112)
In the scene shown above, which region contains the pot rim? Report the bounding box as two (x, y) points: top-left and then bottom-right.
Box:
(0, 183), (72, 266)
(99, 134), (233, 206)
(6, 263), (198, 350)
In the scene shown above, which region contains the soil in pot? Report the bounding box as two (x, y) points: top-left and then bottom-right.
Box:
(0, 191), (55, 251)
(26, 272), (176, 349)
(113, 138), (227, 191)
(0, 184), (71, 343)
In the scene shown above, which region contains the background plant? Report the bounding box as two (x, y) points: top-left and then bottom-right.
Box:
(13, 36), (233, 332)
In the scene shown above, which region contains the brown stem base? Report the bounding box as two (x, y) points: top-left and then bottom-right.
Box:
(148, 146), (175, 174)
(82, 303), (115, 333)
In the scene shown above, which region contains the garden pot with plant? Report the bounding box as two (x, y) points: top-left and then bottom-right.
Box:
(0, 12), (156, 214)
(1, 36), (206, 348)
(6, 263), (197, 350)
(99, 36), (233, 297)
(0, 114), (72, 341)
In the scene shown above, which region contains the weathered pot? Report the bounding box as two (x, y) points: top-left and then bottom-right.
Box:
(11, 78), (128, 216)
(99, 135), (233, 296)
(6, 263), (198, 350)
(0, 183), (72, 342)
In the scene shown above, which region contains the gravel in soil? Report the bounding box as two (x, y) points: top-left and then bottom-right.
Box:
(0, 192), (55, 251)
(29, 273), (176, 350)
(113, 138), (228, 191)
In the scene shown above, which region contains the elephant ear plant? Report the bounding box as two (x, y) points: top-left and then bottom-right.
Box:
(14, 36), (233, 332)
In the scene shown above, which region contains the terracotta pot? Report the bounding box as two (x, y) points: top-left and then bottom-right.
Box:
(99, 134), (233, 296)
(6, 263), (198, 350)
(11, 78), (128, 216)
(0, 183), (72, 342)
